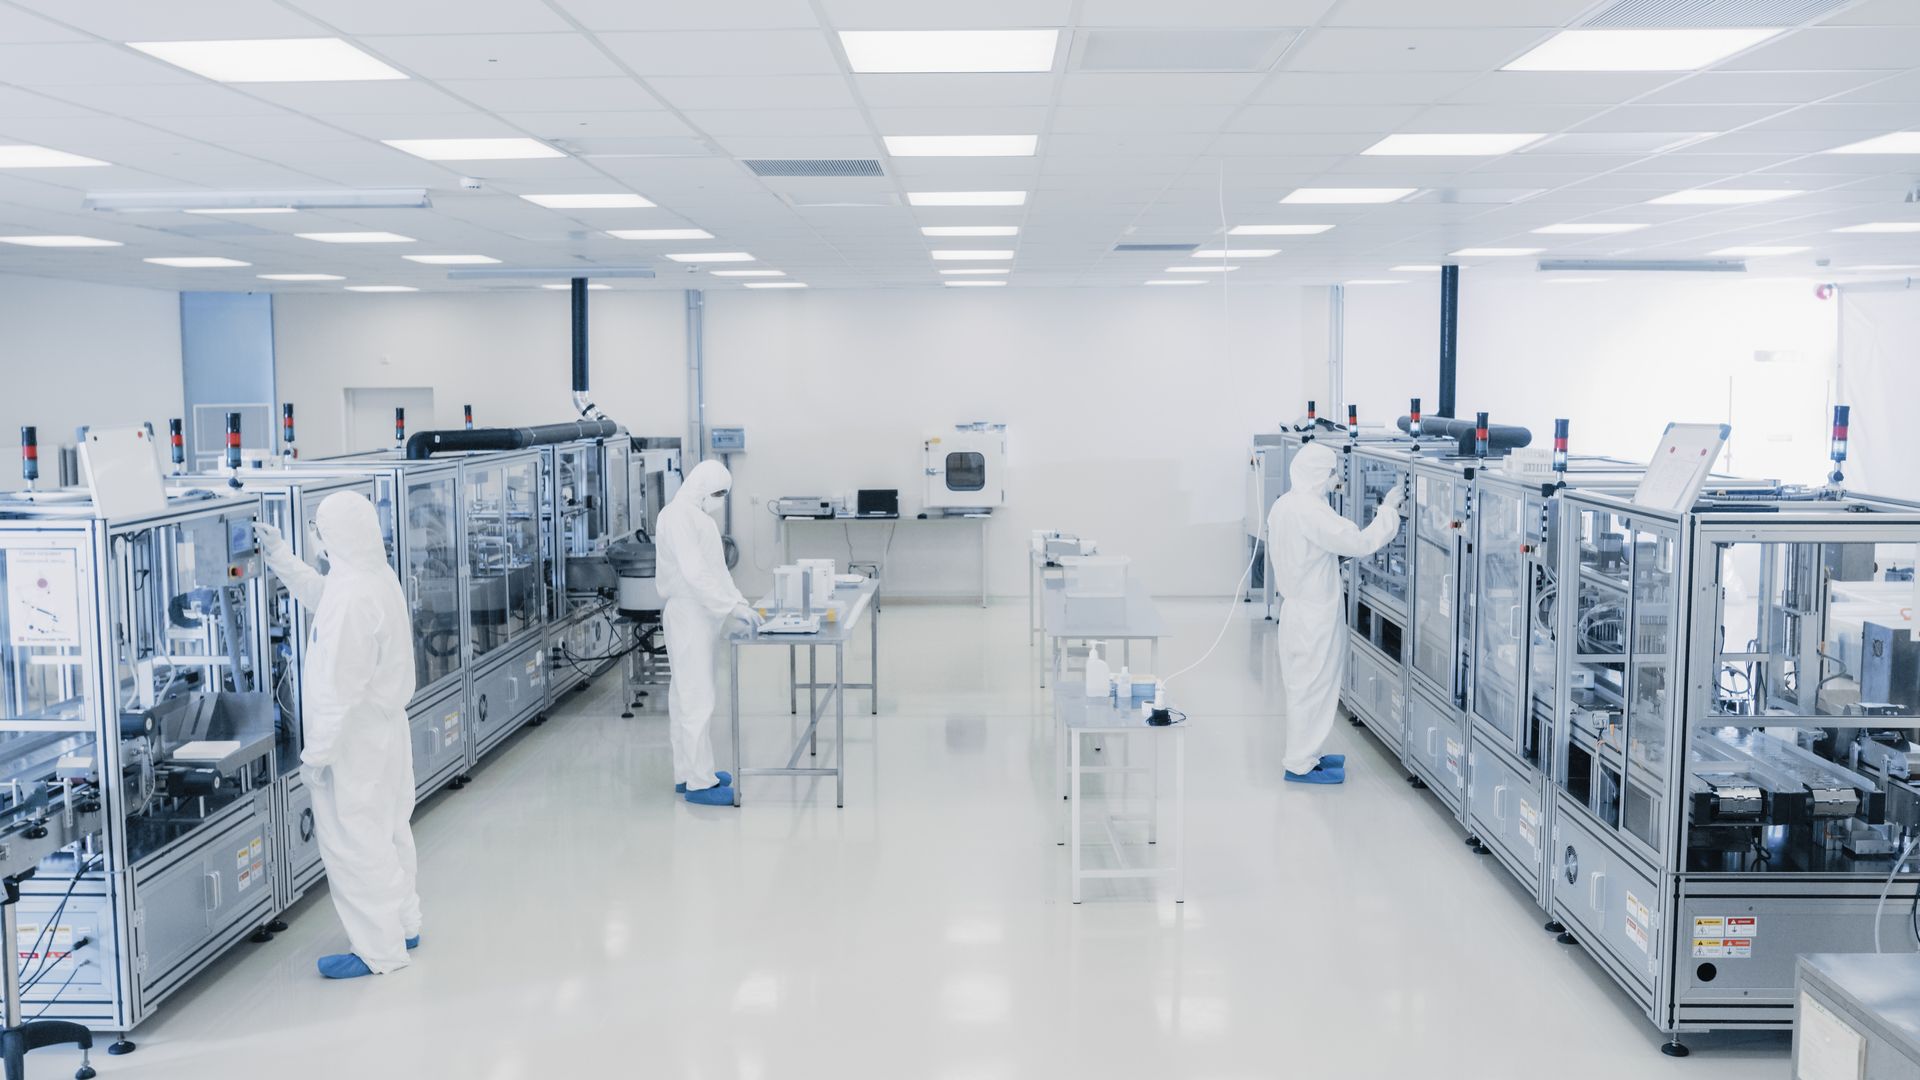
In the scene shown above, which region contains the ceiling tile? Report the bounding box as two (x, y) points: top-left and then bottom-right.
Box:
(1058, 73), (1267, 105)
(0, 43), (199, 85)
(1228, 104), (1421, 132)
(0, 5), (87, 43)
(557, 0), (820, 31)
(1077, 0), (1333, 26)
(1443, 72), (1677, 105)
(1052, 105), (1238, 132)
(1321, 0), (1591, 27)
(361, 33), (623, 80)
(496, 111), (697, 139)
(1721, 28), (1920, 71)
(1256, 71), (1475, 105)
(685, 109), (870, 137)
(1639, 71), (1883, 105)
(853, 74), (1054, 109)
(436, 78), (662, 112)
(647, 75), (856, 111)
(242, 81), (476, 115)
(1282, 28), (1549, 73)
(823, 0), (1074, 27)
(707, 135), (881, 158)
(867, 107), (1051, 135)
(12, 0), (325, 39)
(598, 30), (842, 77)
(1572, 104), (1791, 133)
(285, 0), (574, 33)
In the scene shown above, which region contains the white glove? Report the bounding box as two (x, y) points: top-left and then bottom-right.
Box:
(733, 604), (764, 631)
(299, 762), (329, 788)
(254, 520), (290, 556)
(1380, 487), (1406, 515)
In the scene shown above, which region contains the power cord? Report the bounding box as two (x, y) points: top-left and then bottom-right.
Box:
(1873, 833), (1918, 954)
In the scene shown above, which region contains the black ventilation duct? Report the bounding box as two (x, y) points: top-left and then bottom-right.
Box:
(1395, 415), (1531, 456)
(405, 420), (621, 460)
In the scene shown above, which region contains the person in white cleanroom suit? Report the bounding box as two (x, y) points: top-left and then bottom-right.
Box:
(255, 493), (422, 978)
(1268, 441), (1404, 785)
(656, 460), (762, 805)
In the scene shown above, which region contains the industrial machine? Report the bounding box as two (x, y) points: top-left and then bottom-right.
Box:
(924, 423), (1006, 511)
(545, 434), (639, 699)
(0, 491), (278, 1040)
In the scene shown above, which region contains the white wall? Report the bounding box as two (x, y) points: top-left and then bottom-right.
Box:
(0, 274), (183, 492)
(272, 290), (688, 458)
(1340, 275), (1839, 484)
(273, 286), (1310, 598)
(1838, 282), (1920, 501)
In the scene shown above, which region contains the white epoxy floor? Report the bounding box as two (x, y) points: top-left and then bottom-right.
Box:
(38, 601), (1790, 1080)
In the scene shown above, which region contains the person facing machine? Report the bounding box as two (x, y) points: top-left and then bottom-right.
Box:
(1268, 442), (1403, 785)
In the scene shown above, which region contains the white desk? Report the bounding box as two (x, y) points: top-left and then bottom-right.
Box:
(780, 513), (988, 607)
(1055, 692), (1186, 905)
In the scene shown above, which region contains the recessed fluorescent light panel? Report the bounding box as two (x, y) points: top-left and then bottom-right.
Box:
(1165, 265), (1237, 273)
(258, 273), (343, 281)
(1230, 224), (1333, 236)
(1545, 277), (1609, 284)
(85, 188), (428, 212)
(298, 231), (414, 243)
(1834, 222), (1920, 233)
(1145, 280), (1206, 286)
(185, 207), (296, 215)
(745, 282), (808, 289)
(403, 254), (499, 265)
(0, 145), (108, 168)
(940, 268), (1009, 275)
(665, 252), (754, 263)
(522, 193), (654, 209)
(344, 285), (417, 292)
(944, 280), (1007, 287)
(128, 38), (408, 82)
(1503, 29), (1781, 72)
(542, 282), (609, 290)
(907, 191), (1027, 207)
(1392, 265), (1441, 272)
(883, 135), (1037, 157)
(840, 30), (1059, 74)
(1344, 279), (1407, 285)
(1449, 247), (1542, 257)
(0, 235), (120, 247)
(1191, 248), (1278, 258)
(710, 270), (785, 277)
(383, 138), (562, 161)
(1362, 133), (1543, 156)
(931, 250), (1013, 261)
(1828, 132), (1920, 155)
(1281, 188), (1414, 204)
(144, 256), (250, 268)
(1711, 246), (1807, 256)
(1533, 223), (1648, 235)
(1849, 264), (1920, 270)
(922, 226), (1019, 237)
(1649, 189), (1798, 205)
(607, 228), (713, 240)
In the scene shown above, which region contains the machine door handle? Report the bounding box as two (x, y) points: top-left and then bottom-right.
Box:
(205, 871), (222, 910)
(1427, 728), (1438, 758)
(1589, 871), (1607, 912)
(1494, 785), (1509, 822)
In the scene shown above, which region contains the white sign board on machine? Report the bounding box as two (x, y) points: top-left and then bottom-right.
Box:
(1633, 423), (1730, 514)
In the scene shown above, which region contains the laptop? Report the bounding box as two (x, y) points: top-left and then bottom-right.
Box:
(855, 489), (899, 518)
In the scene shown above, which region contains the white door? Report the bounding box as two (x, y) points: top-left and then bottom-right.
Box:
(344, 387), (435, 453)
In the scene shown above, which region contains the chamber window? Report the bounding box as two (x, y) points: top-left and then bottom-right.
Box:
(946, 452), (986, 492)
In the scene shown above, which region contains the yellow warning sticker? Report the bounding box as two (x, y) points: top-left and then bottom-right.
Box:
(1694, 916), (1725, 940)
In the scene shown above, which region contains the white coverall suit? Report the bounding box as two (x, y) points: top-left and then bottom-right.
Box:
(260, 492), (422, 973)
(1268, 442), (1404, 776)
(655, 460), (754, 792)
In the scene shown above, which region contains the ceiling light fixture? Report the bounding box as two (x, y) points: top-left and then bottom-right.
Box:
(710, 270), (785, 277)
(1145, 279), (1206, 286)
(85, 188), (429, 212)
(1450, 247), (1543, 257)
(907, 191), (1027, 207)
(0, 235), (121, 247)
(258, 273), (343, 281)
(0, 145), (108, 168)
(1847, 263), (1920, 270)
(1544, 277), (1609, 284)
(1281, 188), (1414, 205)
(344, 285), (418, 292)
(1362, 133), (1544, 156)
(403, 254), (499, 265)
(1833, 222), (1920, 233)
(1648, 189), (1798, 205)
(1533, 223), (1648, 235)
(1502, 28), (1781, 73)
(445, 267), (655, 279)
(1828, 132), (1920, 155)
(665, 252), (754, 262)
(542, 282), (609, 290)
(931, 249), (1014, 261)
(383, 138), (563, 161)
(944, 280), (1007, 287)
(1230, 224), (1333, 236)
(1391, 264), (1441, 272)
(940, 268), (1010, 275)
(298, 231), (415, 243)
(143, 256), (250, 268)
(1191, 248), (1278, 258)
(128, 38), (407, 82)
(1164, 265), (1237, 273)
(883, 135), (1037, 157)
(1344, 279), (1408, 285)
(1710, 245), (1807, 256)
(840, 30), (1059, 74)
(522, 193), (655, 209)
(607, 228), (713, 240)
(745, 282), (808, 289)
(923, 226), (1019, 237)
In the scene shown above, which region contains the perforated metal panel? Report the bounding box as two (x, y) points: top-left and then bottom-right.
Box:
(1582, 0), (1852, 27)
(1113, 243), (1200, 252)
(743, 159), (884, 178)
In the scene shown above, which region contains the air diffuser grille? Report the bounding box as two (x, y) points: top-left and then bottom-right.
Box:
(1114, 243), (1200, 252)
(1583, 0), (1850, 27)
(744, 159), (884, 178)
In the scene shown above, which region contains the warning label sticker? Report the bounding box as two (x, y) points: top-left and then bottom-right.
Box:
(17, 924), (74, 961)
(1725, 939), (1752, 958)
(1727, 916), (1758, 938)
(1518, 799), (1541, 828)
(1518, 816), (1539, 850)
(236, 845), (250, 871)
(1445, 738), (1463, 781)
(238, 865), (251, 892)
(1693, 938), (1754, 959)
(442, 712), (461, 748)
(1626, 917), (1649, 954)
(1694, 916), (1725, 940)
(1626, 892), (1652, 931)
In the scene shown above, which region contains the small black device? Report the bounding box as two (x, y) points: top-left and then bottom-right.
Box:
(856, 489), (899, 519)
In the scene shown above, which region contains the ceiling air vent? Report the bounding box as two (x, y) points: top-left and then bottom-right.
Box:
(1539, 258), (1746, 272)
(744, 159), (884, 178)
(1073, 29), (1294, 73)
(1114, 243), (1200, 253)
(1582, 0), (1851, 27)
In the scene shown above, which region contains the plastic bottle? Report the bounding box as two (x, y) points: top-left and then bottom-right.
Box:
(1115, 666), (1132, 708)
(1084, 642), (1110, 699)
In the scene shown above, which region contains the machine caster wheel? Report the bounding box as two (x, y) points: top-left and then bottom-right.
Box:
(530, 713), (547, 727)
(620, 710), (634, 719)
(1472, 843), (1491, 855)
(1556, 932), (1578, 946)
(1464, 836), (1480, 847)
(1661, 1040), (1690, 1058)
(1409, 777), (1427, 790)
(268, 919), (288, 932)
(108, 1039), (135, 1056)
(248, 927), (274, 943)
(76, 1067), (96, 1080)
(1543, 921), (1565, 934)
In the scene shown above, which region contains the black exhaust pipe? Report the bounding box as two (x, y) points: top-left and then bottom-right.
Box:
(406, 419), (622, 460)
(1394, 415), (1531, 456)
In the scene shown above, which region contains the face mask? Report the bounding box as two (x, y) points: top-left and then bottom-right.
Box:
(701, 490), (727, 513)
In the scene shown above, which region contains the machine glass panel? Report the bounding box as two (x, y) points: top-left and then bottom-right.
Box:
(1474, 485), (1526, 748)
(1564, 507), (1630, 830)
(1623, 526), (1677, 854)
(405, 476), (462, 689)
(466, 464), (509, 661)
(1412, 474), (1457, 693)
(603, 442), (632, 540)
(1354, 457), (1408, 608)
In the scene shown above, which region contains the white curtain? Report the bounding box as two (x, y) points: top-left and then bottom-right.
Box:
(1838, 283), (1920, 501)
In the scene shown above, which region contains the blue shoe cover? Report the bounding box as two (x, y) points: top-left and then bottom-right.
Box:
(1320, 754), (1346, 768)
(1284, 763), (1346, 786)
(676, 771), (732, 793)
(683, 784), (735, 806)
(317, 953), (374, 979)
(405, 936), (420, 950)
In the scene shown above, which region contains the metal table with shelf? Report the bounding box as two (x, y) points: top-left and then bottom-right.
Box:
(726, 577), (881, 808)
(780, 513), (989, 607)
(1038, 577), (1163, 688)
(1055, 692), (1186, 905)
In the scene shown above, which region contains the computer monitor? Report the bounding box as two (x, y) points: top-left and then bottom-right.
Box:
(856, 489), (899, 517)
